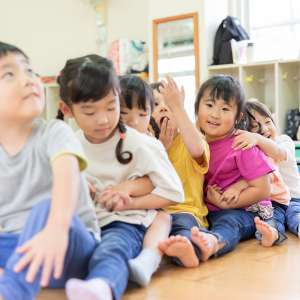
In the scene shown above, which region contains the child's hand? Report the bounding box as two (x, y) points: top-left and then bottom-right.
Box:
(232, 130), (259, 151)
(159, 117), (177, 150)
(98, 186), (132, 211)
(207, 185), (223, 206)
(207, 185), (233, 209)
(14, 226), (69, 287)
(160, 76), (185, 112)
(220, 180), (248, 206)
(220, 186), (241, 205)
(87, 181), (96, 200)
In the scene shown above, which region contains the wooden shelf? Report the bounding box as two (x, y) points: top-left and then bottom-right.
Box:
(208, 59), (300, 134)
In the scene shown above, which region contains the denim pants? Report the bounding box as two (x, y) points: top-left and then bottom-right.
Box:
(254, 201), (287, 245)
(87, 221), (146, 300)
(271, 201), (287, 243)
(0, 199), (98, 300)
(208, 209), (256, 256)
(169, 213), (210, 265)
(286, 197), (300, 236)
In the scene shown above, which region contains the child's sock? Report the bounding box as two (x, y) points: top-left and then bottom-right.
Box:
(129, 248), (162, 287)
(66, 278), (112, 300)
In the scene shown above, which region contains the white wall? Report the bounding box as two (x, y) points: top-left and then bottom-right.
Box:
(0, 0), (99, 76)
(106, 0), (149, 44)
(204, 0), (230, 69)
(148, 0), (229, 83)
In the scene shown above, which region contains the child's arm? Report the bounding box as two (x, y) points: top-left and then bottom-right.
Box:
(112, 176), (154, 197)
(14, 154), (80, 286)
(233, 130), (287, 162)
(97, 177), (154, 211)
(99, 191), (173, 212)
(211, 175), (271, 210)
(229, 175), (271, 208)
(123, 194), (174, 210)
(220, 180), (249, 204)
(160, 76), (206, 160)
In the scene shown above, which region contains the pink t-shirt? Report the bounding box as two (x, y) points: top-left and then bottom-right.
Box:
(205, 135), (275, 211)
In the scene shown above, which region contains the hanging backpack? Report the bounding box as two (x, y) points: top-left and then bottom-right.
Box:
(212, 16), (250, 65)
(285, 108), (300, 140)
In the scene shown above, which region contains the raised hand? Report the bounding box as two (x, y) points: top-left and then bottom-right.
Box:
(160, 76), (185, 112)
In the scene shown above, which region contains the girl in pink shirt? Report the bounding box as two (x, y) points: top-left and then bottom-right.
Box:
(188, 75), (276, 261)
(232, 99), (291, 243)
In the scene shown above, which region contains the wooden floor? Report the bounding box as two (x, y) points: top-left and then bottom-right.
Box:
(38, 233), (300, 300)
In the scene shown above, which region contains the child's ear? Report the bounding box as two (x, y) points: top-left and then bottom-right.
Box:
(59, 101), (73, 118)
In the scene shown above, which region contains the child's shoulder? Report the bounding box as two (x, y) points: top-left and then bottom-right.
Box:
(125, 126), (165, 153)
(276, 134), (294, 146)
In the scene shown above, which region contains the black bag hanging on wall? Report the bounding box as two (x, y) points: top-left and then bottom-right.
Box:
(213, 16), (250, 65)
(285, 109), (300, 140)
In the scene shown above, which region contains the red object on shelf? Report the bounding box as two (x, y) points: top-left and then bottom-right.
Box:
(41, 76), (57, 84)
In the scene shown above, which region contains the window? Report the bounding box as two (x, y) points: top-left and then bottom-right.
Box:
(246, 0), (300, 61)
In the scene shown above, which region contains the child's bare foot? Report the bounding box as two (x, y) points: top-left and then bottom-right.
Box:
(0, 268), (3, 275)
(254, 217), (279, 247)
(158, 235), (199, 267)
(191, 227), (223, 261)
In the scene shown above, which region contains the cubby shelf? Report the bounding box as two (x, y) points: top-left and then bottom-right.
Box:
(208, 59), (300, 135)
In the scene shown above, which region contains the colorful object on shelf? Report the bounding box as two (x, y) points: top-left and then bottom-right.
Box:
(282, 72), (288, 80)
(295, 143), (300, 173)
(41, 76), (57, 84)
(245, 74), (254, 83)
(108, 39), (148, 77)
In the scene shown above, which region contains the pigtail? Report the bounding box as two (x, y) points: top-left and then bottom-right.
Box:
(115, 120), (133, 164)
(149, 116), (160, 139)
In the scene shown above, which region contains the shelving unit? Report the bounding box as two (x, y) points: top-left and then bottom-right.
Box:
(207, 59), (300, 134)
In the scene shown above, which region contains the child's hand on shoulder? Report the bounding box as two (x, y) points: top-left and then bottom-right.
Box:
(14, 225), (69, 287)
(160, 76), (185, 112)
(232, 130), (259, 151)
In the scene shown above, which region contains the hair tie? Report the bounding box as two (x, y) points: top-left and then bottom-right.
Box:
(120, 133), (126, 140)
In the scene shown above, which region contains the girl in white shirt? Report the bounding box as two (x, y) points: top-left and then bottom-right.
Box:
(56, 55), (184, 300)
(233, 99), (299, 238)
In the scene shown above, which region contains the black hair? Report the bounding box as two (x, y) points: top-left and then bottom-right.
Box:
(0, 41), (29, 60)
(57, 54), (132, 164)
(238, 98), (274, 134)
(194, 75), (245, 124)
(148, 81), (165, 138)
(119, 75), (154, 112)
(150, 81), (163, 93)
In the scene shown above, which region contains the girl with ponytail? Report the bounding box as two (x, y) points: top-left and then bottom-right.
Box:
(57, 54), (184, 300)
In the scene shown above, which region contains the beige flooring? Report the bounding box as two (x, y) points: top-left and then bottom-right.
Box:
(38, 233), (300, 300)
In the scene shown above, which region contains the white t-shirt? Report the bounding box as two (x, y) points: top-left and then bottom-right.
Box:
(76, 126), (184, 228)
(276, 134), (300, 199)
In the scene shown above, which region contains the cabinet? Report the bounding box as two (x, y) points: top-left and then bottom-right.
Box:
(207, 60), (300, 135)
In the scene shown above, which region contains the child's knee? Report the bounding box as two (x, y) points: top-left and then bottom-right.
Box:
(155, 211), (171, 228)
